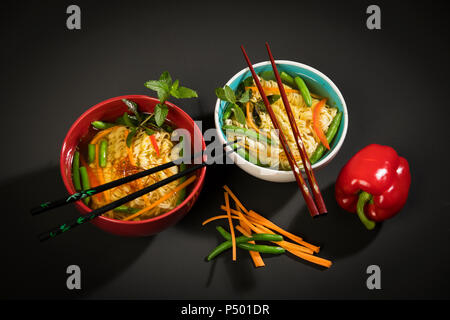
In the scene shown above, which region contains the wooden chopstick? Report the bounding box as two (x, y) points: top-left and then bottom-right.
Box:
(37, 147), (241, 242)
(30, 139), (239, 216)
(240, 45), (320, 217)
(265, 42), (327, 214)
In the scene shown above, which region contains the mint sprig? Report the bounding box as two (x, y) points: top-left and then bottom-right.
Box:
(215, 85), (251, 125)
(145, 71), (198, 126)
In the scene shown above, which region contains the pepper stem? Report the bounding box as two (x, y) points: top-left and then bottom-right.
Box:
(356, 191), (376, 230)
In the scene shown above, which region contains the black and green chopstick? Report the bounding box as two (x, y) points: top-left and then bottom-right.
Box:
(35, 146), (240, 242)
(31, 140), (238, 216)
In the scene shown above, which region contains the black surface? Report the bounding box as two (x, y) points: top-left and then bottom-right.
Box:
(1, 0), (449, 299)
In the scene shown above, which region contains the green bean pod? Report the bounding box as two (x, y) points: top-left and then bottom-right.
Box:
(310, 111), (343, 164)
(99, 140), (108, 168)
(222, 125), (274, 146)
(79, 166), (91, 205)
(237, 242), (285, 255)
(72, 151), (82, 191)
(280, 72), (295, 87)
(88, 144), (96, 164)
(91, 121), (116, 130)
(113, 206), (140, 214)
(294, 76), (312, 107)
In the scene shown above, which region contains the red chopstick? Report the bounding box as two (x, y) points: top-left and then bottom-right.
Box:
(265, 42), (327, 214)
(240, 45), (320, 217)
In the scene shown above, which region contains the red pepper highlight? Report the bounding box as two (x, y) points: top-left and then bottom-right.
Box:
(335, 144), (411, 229)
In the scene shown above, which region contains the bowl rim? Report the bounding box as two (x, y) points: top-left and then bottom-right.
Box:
(213, 60), (348, 178)
(60, 94), (207, 225)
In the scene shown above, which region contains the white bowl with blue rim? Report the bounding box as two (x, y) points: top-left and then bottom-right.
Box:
(214, 60), (348, 183)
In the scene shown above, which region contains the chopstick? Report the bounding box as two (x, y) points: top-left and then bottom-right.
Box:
(37, 147), (240, 242)
(265, 42), (327, 214)
(240, 45), (320, 217)
(31, 139), (239, 216)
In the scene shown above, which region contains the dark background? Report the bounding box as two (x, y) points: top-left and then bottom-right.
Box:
(1, 0), (449, 299)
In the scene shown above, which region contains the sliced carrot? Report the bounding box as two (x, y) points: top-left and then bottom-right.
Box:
(202, 214), (241, 226)
(246, 86), (298, 94)
(250, 223), (314, 255)
(90, 127), (116, 145)
(123, 175), (196, 221)
(219, 206), (320, 253)
(224, 192), (237, 261)
(246, 102), (261, 133)
(247, 210), (320, 253)
(286, 249), (332, 268)
(312, 99), (330, 150)
(237, 223), (265, 268)
(223, 185), (249, 214)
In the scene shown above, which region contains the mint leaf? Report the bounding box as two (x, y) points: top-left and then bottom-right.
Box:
(172, 86), (198, 99)
(154, 103), (169, 127)
(232, 104), (246, 125)
(238, 89), (251, 103)
(159, 71), (172, 87)
(224, 86), (236, 104)
(144, 80), (170, 103)
(215, 87), (227, 101)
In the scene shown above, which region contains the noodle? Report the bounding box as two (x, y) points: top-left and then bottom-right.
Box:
(88, 125), (181, 221)
(228, 78), (337, 170)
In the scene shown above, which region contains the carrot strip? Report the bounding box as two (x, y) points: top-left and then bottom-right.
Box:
(223, 185), (249, 214)
(246, 86), (298, 94)
(247, 210), (320, 253)
(246, 102), (261, 133)
(219, 206), (320, 253)
(224, 192), (236, 261)
(123, 175), (196, 221)
(250, 223), (314, 254)
(202, 214), (241, 226)
(90, 127), (116, 145)
(312, 99), (330, 150)
(286, 248), (332, 268)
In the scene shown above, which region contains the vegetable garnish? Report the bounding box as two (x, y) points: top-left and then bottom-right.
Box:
(202, 185), (332, 268)
(312, 99), (330, 150)
(224, 191), (237, 261)
(145, 71), (198, 126)
(215, 85), (251, 125)
(149, 135), (160, 157)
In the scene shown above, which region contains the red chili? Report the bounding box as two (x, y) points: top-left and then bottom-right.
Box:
(335, 144), (411, 229)
(149, 135), (160, 157)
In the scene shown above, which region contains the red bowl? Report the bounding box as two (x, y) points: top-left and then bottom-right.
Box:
(60, 95), (206, 237)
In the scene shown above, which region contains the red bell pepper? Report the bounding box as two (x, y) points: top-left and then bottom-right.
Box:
(335, 144), (411, 229)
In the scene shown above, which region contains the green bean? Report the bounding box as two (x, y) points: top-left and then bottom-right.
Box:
(99, 140), (108, 168)
(113, 206), (140, 214)
(79, 166), (90, 205)
(206, 227), (285, 261)
(91, 121), (116, 130)
(72, 151), (82, 191)
(294, 76), (312, 107)
(280, 72), (295, 87)
(222, 125), (274, 145)
(259, 70), (296, 88)
(310, 111), (343, 164)
(237, 242), (285, 254)
(87, 144), (95, 164)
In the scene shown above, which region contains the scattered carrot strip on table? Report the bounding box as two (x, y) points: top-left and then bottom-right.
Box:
(224, 191), (237, 261)
(201, 185), (333, 268)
